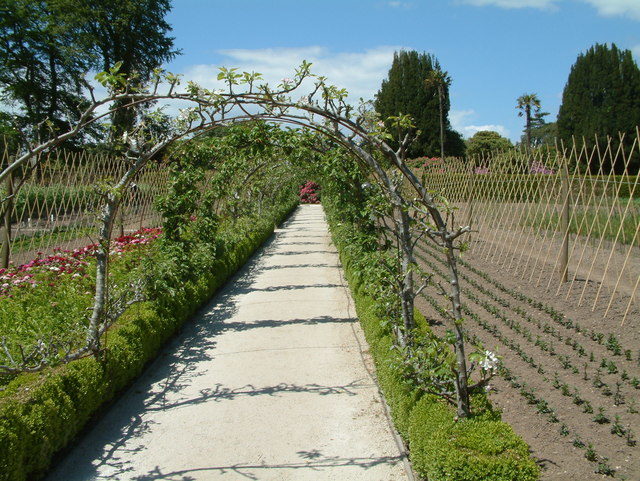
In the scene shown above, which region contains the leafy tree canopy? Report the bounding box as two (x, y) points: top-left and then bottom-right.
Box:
(374, 50), (465, 158)
(0, 0), (179, 147)
(519, 121), (557, 149)
(466, 130), (513, 159)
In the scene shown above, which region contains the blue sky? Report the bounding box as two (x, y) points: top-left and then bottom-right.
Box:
(164, 0), (640, 142)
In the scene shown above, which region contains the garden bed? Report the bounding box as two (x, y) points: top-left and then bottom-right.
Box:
(0, 202), (297, 481)
(324, 197), (539, 481)
(415, 240), (640, 480)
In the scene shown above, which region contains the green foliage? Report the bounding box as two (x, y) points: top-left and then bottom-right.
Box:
(466, 131), (514, 159)
(557, 43), (640, 174)
(522, 122), (557, 149)
(0, 201), (296, 481)
(374, 50), (465, 158)
(409, 396), (538, 481)
(324, 185), (539, 480)
(0, 0), (178, 145)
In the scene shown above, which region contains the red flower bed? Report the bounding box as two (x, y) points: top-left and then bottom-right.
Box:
(0, 227), (162, 297)
(299, 181), (321, 204)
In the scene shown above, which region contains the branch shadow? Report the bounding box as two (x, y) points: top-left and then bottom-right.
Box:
(256, 263), (339, 271)
(232, 283), (343, 294)
(131, 450), (405, 481)
(145, 378), (369, 413)
(47, 208), (365, 481)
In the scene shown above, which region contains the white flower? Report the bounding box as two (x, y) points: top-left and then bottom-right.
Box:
(479, 350), (499, 372)
(298, 95), (310, 106)
(281, 77), (293, 84)
(49, 266), (60, 272)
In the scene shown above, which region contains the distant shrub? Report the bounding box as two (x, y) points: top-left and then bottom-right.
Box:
(299, 181), (320, 204)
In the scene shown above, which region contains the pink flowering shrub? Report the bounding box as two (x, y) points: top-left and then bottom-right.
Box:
(0, 227), (162, 298)
(530, 161), (555, 175)
(0, 225), (164, 374)
(299, 181), (321, 204)
(474, 166), (491, 174)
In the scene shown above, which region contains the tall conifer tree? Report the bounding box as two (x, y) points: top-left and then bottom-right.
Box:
(375, 50), (464, 158)
(557, 43), (640, 173)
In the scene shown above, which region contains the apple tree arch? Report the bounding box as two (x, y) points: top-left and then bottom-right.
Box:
(0, 62), (486, 417)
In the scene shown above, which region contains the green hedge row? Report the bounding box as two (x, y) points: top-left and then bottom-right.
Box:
(0, 201), (297, 481)
(325, 205), (539, 480)
(423, 173), (637, 203)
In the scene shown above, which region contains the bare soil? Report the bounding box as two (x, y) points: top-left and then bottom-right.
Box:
(414, 239), (640, 481)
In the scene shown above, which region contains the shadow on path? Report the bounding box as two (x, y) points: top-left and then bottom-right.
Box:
(132, 451), (405, 481)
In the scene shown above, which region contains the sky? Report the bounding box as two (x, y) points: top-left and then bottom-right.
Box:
(163, 0), (640, 143)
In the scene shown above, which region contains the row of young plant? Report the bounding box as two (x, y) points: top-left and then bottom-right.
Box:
(319, 152), (539, 480)
(418, 240), (640, 395)
(422, 239), (640, 382)
(414, 243), (636, 478)
(0, 123), (310, 480)
(417, 271), (622, 476)
(415, 244), (638, 429)
(455, 248), (638, 366)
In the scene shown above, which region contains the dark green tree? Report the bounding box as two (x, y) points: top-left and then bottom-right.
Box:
(375, 50), (464, 158)
(557, 43), (640, 173)
(520, 121), (557, 149)
(0, 0), (92, 145)
(61, 0), (180, 141)
(466, 130), (513, 159)
(57, 0), (179, 139)
(0, 0), (179, 146)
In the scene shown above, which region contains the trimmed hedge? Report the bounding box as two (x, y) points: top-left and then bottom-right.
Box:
(325, 203), (539, 480)
(422, 173), (638, 203)
(0, 202), (297, 481)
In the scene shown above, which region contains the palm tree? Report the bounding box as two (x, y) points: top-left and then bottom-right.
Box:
(516, 93), (542, 150)
(425, 69), (451, 160)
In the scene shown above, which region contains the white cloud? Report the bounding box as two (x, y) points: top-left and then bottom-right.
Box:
(450, 109), (475, 130)
(450, 109), (510, 138)
(386, 1), (414, 8)
(463, 124), (511, 138)
(183, 46), (401, 103)
(461, 0), (640, 19)
(581, 0), (640, 20)
(460, 0), (559, 9)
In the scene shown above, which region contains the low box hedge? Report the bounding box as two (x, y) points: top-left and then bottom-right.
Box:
(326, 202), (539, 481)
(0, 202), (296, 481)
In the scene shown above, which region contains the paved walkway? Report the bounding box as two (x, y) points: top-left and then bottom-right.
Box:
(48, 205), (410, 481)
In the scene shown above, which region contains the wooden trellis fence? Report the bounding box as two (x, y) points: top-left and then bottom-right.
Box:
(0, 143), (168, 267)
(414, 130), (639, 325)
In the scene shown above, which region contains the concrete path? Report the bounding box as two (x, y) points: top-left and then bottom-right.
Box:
(47, 205), (410, 481)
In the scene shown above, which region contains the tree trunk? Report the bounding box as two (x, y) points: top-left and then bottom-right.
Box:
(85, 152), (153, 355)
(444, 237), (470, 418)
(439, 86), (445, 160)
(396, 205), (416, 346)
(525, 105), (531, 151)
(0, 172), (14, 268)
(86, 194), (118, 355)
